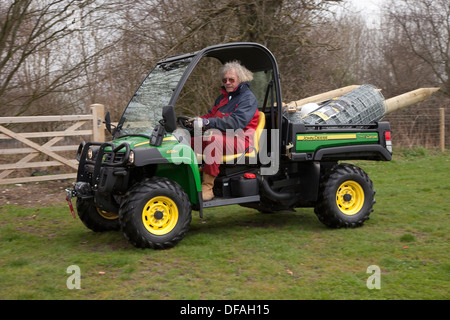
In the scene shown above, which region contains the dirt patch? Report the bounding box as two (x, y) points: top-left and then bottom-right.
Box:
(0, 179), (74, 207)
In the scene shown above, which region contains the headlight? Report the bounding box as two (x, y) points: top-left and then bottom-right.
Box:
(129, 151), (135, 164)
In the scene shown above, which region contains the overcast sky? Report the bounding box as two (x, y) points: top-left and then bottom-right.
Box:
(349, 0), (384, 12)
(347, 0), (385, 26)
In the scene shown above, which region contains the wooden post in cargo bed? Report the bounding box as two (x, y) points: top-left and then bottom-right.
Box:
(284, 85), (361, 110)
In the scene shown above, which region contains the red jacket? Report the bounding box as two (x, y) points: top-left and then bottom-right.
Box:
(201, 82), (259, 136)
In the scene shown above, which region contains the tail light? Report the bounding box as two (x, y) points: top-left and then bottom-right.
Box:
(385, 131), (392, 153)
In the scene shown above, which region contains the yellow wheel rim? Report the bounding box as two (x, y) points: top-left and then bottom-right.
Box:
(97, 208), (119, 220)
(142, 196), (179, 235)
(336, 180), (365, 216)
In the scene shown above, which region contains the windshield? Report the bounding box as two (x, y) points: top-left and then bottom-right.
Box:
(116, 58), (192, 137)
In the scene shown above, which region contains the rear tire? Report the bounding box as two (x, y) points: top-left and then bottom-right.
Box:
(119, 177), (191, 249)
(314, 163), (375, 228)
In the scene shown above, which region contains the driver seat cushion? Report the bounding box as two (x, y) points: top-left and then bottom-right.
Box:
(195, 111), (266, 163)
(221, 111), (265, 162)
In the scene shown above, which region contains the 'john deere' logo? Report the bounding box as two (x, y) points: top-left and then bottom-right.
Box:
(298, 134), (357, 141)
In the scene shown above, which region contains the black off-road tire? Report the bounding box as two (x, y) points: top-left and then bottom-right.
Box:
(119, 177), (191, 249)
(76, 198), (120, 232)
(314, 163), (375, 228)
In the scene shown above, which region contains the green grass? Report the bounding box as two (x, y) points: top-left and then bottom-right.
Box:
(0, 149), (449, 300)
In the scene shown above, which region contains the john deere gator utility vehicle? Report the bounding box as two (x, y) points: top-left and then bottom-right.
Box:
(66, 42), (393, 249)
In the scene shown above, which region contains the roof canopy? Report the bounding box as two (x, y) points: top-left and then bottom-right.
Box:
(159, 42), (277, 73)
(203, 43), (276, 72)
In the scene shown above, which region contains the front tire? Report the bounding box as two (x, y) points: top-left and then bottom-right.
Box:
(314, 163), (375, 228)
(76, 198), (120, 232)
(119, 177), (191, 249)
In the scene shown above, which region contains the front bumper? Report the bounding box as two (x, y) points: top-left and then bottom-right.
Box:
(69, 141), (133, 214)
(77, 141), (132, 187)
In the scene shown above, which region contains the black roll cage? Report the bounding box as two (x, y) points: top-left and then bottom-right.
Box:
(160, 42), (283, 154)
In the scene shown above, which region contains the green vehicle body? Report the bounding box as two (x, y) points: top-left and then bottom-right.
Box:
(101, 130), (382, 205)
(68, 42), (393, 249)
(295, 132), (379, 153)
(106, 135), (202, 204)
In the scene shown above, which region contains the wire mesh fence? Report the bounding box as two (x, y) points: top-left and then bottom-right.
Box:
(382, 105), (448, 150)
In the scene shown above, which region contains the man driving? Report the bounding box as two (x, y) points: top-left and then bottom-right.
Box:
(189, 61), (259, 201)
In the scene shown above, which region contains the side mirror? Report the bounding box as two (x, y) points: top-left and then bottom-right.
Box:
(162, 105), (177, 133)
(104, 111), (112, 134)
(150, 106), (177, 147)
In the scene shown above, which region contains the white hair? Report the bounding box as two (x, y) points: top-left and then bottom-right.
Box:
(220, 60), (253, 83)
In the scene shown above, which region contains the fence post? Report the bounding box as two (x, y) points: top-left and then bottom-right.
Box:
(440, 108), (445, 152)
(90, 104), (105, 142)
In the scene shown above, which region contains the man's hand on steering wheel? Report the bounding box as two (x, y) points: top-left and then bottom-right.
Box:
(177, 116), (210, 133)
(177, 116), (193, 128)
(188, 117), (209, 130)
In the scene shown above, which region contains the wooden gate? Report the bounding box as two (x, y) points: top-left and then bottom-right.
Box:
(0, 104), (105, 185)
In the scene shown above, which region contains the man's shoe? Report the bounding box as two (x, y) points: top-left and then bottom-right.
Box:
(202, 173), (215, 201)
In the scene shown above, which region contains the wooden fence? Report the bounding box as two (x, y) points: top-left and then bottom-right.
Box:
(0, 104), (105, 185)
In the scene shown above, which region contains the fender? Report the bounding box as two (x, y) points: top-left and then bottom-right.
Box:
(133, 144), (202, 207)
(313, 144), (392, 161)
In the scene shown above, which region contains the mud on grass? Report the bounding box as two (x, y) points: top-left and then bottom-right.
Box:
(0, 179), (72, 207)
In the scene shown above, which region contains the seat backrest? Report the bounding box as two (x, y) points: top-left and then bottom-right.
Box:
(252, 111), (266, 155)
(219, 111), (266, 162)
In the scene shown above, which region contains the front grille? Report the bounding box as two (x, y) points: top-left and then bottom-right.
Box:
(104, 152), (126, 164)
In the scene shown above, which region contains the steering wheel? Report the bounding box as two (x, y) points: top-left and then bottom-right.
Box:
(177, 115), (194, 133)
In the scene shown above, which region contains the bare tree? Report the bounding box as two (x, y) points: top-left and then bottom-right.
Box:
(386, 0), (450, 96)
(0, 0), (119, 116)
(0, 0), (347, 119)
(115, 0), (344, 105)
